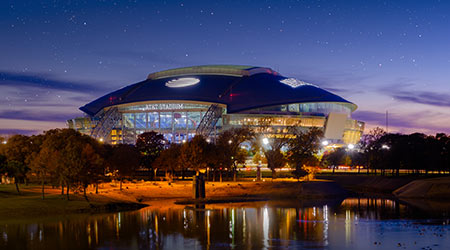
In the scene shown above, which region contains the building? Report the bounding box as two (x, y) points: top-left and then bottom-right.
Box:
(68, 65), (364, 145)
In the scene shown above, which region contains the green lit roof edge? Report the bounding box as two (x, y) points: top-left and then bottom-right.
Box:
(147, 65), (258, 79)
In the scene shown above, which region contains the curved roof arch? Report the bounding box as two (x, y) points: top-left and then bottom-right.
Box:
(80, 65), (357, 116)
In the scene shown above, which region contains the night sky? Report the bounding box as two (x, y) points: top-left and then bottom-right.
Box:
(1, 0), (450, 135)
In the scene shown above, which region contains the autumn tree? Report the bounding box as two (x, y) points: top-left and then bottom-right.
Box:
(2, 135), (33, 192)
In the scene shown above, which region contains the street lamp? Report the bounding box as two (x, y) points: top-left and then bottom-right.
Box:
(99, 138), (104, 142)
(382, 144), (390, 150)
(2, 140), (6, 145)
(322, 140), (329, 146)
(347, 144), (355, 150)
(228, 139), (232, 144)
(262, 137), (269, 145)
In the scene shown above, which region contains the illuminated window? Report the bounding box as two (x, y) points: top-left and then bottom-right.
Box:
(148, 112), (159, 129)
(123, 113), (134, 128)
(174, 112), (187, 130)
(135, 113), (146, 129)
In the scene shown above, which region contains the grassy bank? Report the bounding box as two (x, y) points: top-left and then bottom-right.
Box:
(0, 184), (147, 222)
(316, 174), (436, 194)
(0, 179), (347, 220)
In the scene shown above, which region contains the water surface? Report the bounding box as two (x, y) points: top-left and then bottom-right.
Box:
(1, 197), (450, 249)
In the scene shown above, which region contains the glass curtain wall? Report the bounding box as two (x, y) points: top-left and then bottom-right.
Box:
(118, 103), (211, 144)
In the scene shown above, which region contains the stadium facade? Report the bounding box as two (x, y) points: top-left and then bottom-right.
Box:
(68, 65), (364, 145)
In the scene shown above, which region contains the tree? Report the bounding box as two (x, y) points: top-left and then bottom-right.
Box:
(153, 143), (182, 181)
(265, 148), (286, 179)
(360, 127), (386, 175)
(78, 143), (104, 198)
(321, 148), (346, 173)
(0, 136), (6, 152)
(3, 135), (32, 186)
(180, 135), (212, 174)
(37, 129), (77, 196)
(30, 146), (56, 199)
(287, 127), (323, 180)
(253, 135), (291, 180)
(34, 128), (102, 200)
(106, 144), (140, 190)
(135, 131), (165, 179)
(215, 127), (254, 181)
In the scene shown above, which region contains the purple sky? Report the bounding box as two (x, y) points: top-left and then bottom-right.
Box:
(1, 0), (450, 136)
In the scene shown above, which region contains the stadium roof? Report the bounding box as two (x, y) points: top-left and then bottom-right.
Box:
(80, 65), (357, 116)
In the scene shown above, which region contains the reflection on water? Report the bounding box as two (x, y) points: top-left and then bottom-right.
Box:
(1, 198), (450, 249)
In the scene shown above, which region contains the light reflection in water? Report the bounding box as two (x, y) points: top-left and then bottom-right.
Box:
(263, 207), (269, 249)
(323, 205), (329, 246)
(1, 197), (450, 249)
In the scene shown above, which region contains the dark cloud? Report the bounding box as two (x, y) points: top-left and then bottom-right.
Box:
(377, 78), (450, 108)
(392, 91), (450, 107)
(0, 71), (110, 94)
(0, 110), (82, 122)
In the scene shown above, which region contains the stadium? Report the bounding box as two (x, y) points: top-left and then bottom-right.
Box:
(68, 65), (364, 145)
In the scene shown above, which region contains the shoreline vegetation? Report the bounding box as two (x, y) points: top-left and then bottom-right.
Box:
(1, 175), (450, 221)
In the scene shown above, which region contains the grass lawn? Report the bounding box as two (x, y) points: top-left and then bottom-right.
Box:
(0, 184), (144, 222)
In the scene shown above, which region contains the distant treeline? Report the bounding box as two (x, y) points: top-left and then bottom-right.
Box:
(322, 128), (450, 176)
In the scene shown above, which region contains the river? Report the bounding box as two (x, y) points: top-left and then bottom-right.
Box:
(1, 197), (450, 249)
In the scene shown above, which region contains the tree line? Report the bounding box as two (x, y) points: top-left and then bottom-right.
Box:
(0, 126), (324, 199)
(322, 128), (450, 176)
(3, 125), (444, 200)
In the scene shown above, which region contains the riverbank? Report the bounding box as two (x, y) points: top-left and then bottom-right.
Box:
(316, 174), (433, 194)
(3, 175), (448, 221)
(0, 179), (346, 220)
(393, 176), (450, 199)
